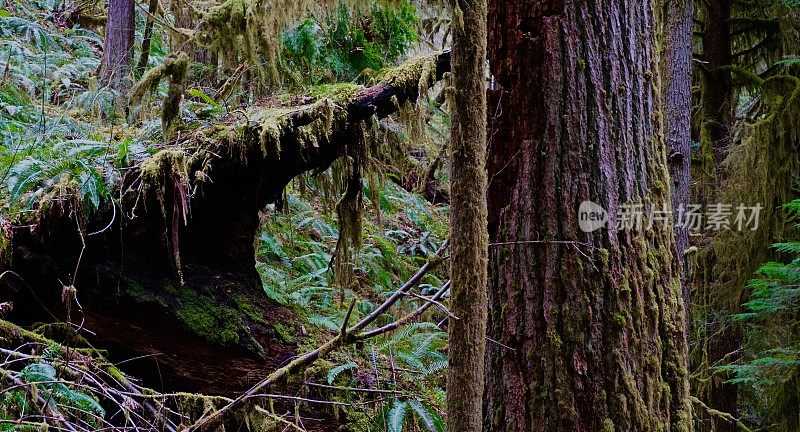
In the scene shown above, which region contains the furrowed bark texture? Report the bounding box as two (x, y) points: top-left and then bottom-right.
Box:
(662, 0), (692, 271)
(483, 0), (692, 430)
(445, 0), (488, 431)
(661, 0), (692, 353)
(100, 0), (135, 91)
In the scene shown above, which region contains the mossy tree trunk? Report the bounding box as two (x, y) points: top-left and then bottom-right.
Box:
(483, 0), (692, 430)
(445, 0), (488, 430)
(699, 0), (733, 178)
(135, 0), (159, 77)
(100, 0), (135, 92)
(696, 1), (739, 429)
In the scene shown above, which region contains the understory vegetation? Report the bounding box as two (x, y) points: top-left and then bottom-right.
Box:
(0, 0), (453, 430)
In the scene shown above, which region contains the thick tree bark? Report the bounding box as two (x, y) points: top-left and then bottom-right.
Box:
(100, 0), (135, 91)
(483, 0), (692, 430)
(661, 0), (692, 355)
(445, 0), (488, 431)
(663, 0), (692, 273)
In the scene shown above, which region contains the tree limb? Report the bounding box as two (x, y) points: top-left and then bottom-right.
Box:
(183, 243), (449, 432)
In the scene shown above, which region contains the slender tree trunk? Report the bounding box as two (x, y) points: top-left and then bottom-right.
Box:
(100, 0), (135, 92)
(445, 0), (488, 431)
(697, 2), (739, 430)
(135, 0), (159, 77)
(663, 0), (692, 272)
(662, 0), (692, 341)
(700, 0), (733, 176)
(483, 0), (692, 430)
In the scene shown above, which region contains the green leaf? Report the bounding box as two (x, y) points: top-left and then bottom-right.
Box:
(21, 363), (56, 383)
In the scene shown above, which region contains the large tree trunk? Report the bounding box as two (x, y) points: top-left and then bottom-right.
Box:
(483, 0), (692, 430)
(100, 0), (135, 91)
(445, 0), (488, 431)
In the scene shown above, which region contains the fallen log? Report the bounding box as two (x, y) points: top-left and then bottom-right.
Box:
(0, 51), (451, 397)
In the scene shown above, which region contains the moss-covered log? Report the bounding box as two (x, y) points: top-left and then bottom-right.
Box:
(1, 51), (450, 396)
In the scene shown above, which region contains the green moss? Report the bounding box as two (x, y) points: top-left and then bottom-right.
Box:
(378, 53), (438, 94)
(272, 323), (293, 343)
(601, 418), (615, 432)
(597, 248), (610, 266)
(310, 83), (363, 105)
(175, 287), (246, 347)
(0, 320), (49, 345)
(139, 149), (188, 183)
(130, 52), (190, 141)
(0, 225), (10, 269)
(612, 313), (626, 328)
(235, 295), (266, 324)
(106, 366), (126, 383)
(125, 280), (168, 307)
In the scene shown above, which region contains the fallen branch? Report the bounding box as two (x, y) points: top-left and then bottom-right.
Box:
(184, 242), (449, 431)
(689, 396), (753, 432)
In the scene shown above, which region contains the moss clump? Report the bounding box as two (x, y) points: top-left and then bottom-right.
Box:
(106, 366), (127, 383)
(378, 53), (438, 95)
(130, 52), (189, 141)
(125, 279), (168, 307)
(601, 418), (615, 432)
(175, 287), (246, 347)
(139, 149), (188, 184)
(310, 83), (363, 105)
(597, 248), (610, 266)
(0, 320), (50, 345)
(272, 323), (293, 343)
(235, 295), (266, 324)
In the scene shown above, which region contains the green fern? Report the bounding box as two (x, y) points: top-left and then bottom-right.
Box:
(408, 400), (445, 432)
(327, 362), (358, 384)
(387, 400), (408, 432)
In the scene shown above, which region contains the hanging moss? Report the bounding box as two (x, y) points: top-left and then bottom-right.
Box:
(0, 220), (11, 270)
(130, 53), (190, 141)
(709, 74), (800, 306)
(140, 149), (189, 184)
(331, 124), (367, 300)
